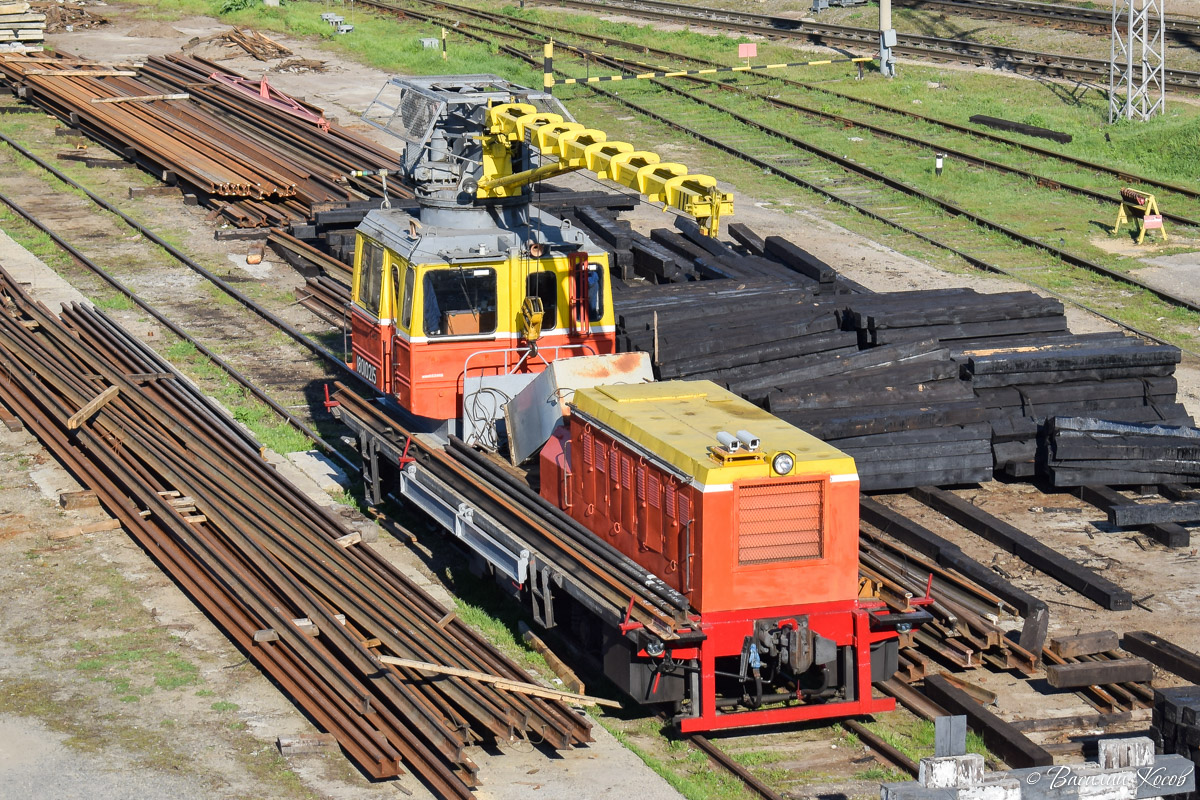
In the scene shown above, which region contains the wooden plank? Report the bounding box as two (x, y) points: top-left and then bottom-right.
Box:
(969, 114), (1072, 143)
(0, 400), (22, 432)
(376, 655), (621, 708)
(90, 93), (189, 104)
(1109, 500), (1200, 526)
(1122, 630), (1200, 684)
(1077, 485), (1190, 548)
(1009, 710), (1138, 733)
(48, 517), (121, 540)
(910, 486), (1133, 610)
(59, 489), (99, 510)
(923, 674), (1054, 768)
(1045, 659), (1153, 688)
(66, 385), (118, 430)
(520, 622), (585, 695)
(277, 733), (336, 755)
(334, 531), (361, 548)
(24, 69), (137, 76)
(1049, 631), (1120, 659)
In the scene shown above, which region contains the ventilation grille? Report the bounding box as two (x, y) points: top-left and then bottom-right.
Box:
(737, 480), (823, 565)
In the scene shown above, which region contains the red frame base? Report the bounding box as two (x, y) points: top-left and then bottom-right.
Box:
(676, 600), (896, 733)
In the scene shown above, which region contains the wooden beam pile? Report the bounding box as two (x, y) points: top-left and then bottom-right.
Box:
(838, 288), (1067, 348)
(614, 279), (855, 379)
(575, 213), (864, 291)
(0, 1), (44, 51)
(763, 339), (993, 491)
(613, 277), (995, 490)
(1041, 630), (1154, 713)
(1044, 417), (1200, 486)
(183, 27), (292, 61)
(963, 336), (1189, 476)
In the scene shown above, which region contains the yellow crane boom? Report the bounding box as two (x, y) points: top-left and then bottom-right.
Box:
(479, 101), (733, 237)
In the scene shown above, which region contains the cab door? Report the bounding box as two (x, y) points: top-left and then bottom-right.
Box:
(390, 263), (416, 409)
(349, 238), (388, 391)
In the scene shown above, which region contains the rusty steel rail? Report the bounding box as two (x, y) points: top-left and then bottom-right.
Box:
(0, 266), (592, 796)
(0, 52), (405, 227)
(332, 386), (693, 637)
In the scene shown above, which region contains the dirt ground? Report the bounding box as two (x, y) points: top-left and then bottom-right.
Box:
(2, 3), (1200, 800)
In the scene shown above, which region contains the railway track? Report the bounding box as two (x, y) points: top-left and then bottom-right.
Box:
(411, 0), (1200, 209)
(0, 75), (1174, 800)
(892, 0), (1200, 39)
(527, 0), (1200, 92)
(360, 0), (1200, 350)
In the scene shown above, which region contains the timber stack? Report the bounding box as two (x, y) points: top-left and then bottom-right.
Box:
(613, 229), (1192, 491)
(0, 1), (44, 52)
(1044, 417), (1200, 486)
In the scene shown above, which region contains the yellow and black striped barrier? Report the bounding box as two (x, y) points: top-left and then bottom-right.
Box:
(541, 41), (874, 91)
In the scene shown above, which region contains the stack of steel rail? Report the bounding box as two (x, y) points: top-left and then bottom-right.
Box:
(0, 267), (590, 798)
(0, 52), (403, 226)
(332, 387), (696, 640)
(858, 527), (1038, 677)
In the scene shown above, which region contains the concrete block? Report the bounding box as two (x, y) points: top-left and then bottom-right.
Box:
(960, 777), (1020, 800)
(1077, 771), (1137, 800)
(920, 754), (986, 789)
(286, 450), (350, 494)
(1099, 738), (1156, 769)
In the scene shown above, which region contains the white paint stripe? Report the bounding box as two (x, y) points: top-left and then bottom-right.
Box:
(829, 473), (860, 483)
(394, 325), (617, 345)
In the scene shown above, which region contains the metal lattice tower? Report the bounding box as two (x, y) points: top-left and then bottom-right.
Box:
(1108, 0), (1166, 122)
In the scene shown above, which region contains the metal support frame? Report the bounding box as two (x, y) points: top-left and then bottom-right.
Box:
(397, 462), (531, 585)
(879, 0), (897, 77)
(1108, 0), (1165, 122)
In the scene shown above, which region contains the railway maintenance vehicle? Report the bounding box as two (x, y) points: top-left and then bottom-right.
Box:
(334, 75), (927, 732)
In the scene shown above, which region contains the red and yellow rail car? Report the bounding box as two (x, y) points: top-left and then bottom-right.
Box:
(540, 380), (899, 731)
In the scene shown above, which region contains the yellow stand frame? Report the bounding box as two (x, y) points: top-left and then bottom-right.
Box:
(1113, 191), (1167, 245)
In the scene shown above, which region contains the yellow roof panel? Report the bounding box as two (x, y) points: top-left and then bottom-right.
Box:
(573, 380), (856, 486)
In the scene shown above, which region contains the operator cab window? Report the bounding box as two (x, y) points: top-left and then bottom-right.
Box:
(527, 271), (558, 330)
(423, 268), (498, 337)
(399, 265), (415, 331)
(585, 262), (604, 323)
(357, 240), (385, 316)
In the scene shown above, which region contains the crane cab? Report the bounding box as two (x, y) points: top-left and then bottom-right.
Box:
(348, 205), (618, 423)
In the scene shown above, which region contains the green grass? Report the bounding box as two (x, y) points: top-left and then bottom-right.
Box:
(602, 721), (752, 800)
(210, 700), (240, 712)
(94, 293), (136, 311)
(863, 715), (991, 767)
(158, 334), (312, 453)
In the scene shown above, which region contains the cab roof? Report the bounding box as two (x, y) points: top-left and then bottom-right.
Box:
(571, 380), (856, 487)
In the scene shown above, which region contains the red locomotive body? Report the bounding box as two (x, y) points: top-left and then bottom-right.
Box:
(540, 380), (902, 731)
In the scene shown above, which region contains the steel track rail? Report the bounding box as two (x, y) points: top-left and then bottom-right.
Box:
(385, 0), (1200, 205)
(586, 63), (1200, 314)
(893, 0), (1200, 39)
(418, 2), (1200, 229)
(579, 49), (1200, 227)
(529, 0), (1200, 92)
(473, 43), (1193, 353)
(0, 178), (360, 471)
(689, 734), (791, 800)
(348, 0), (1200, 351)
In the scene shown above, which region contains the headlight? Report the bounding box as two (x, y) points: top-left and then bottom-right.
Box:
(772, 451), (794, 475)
